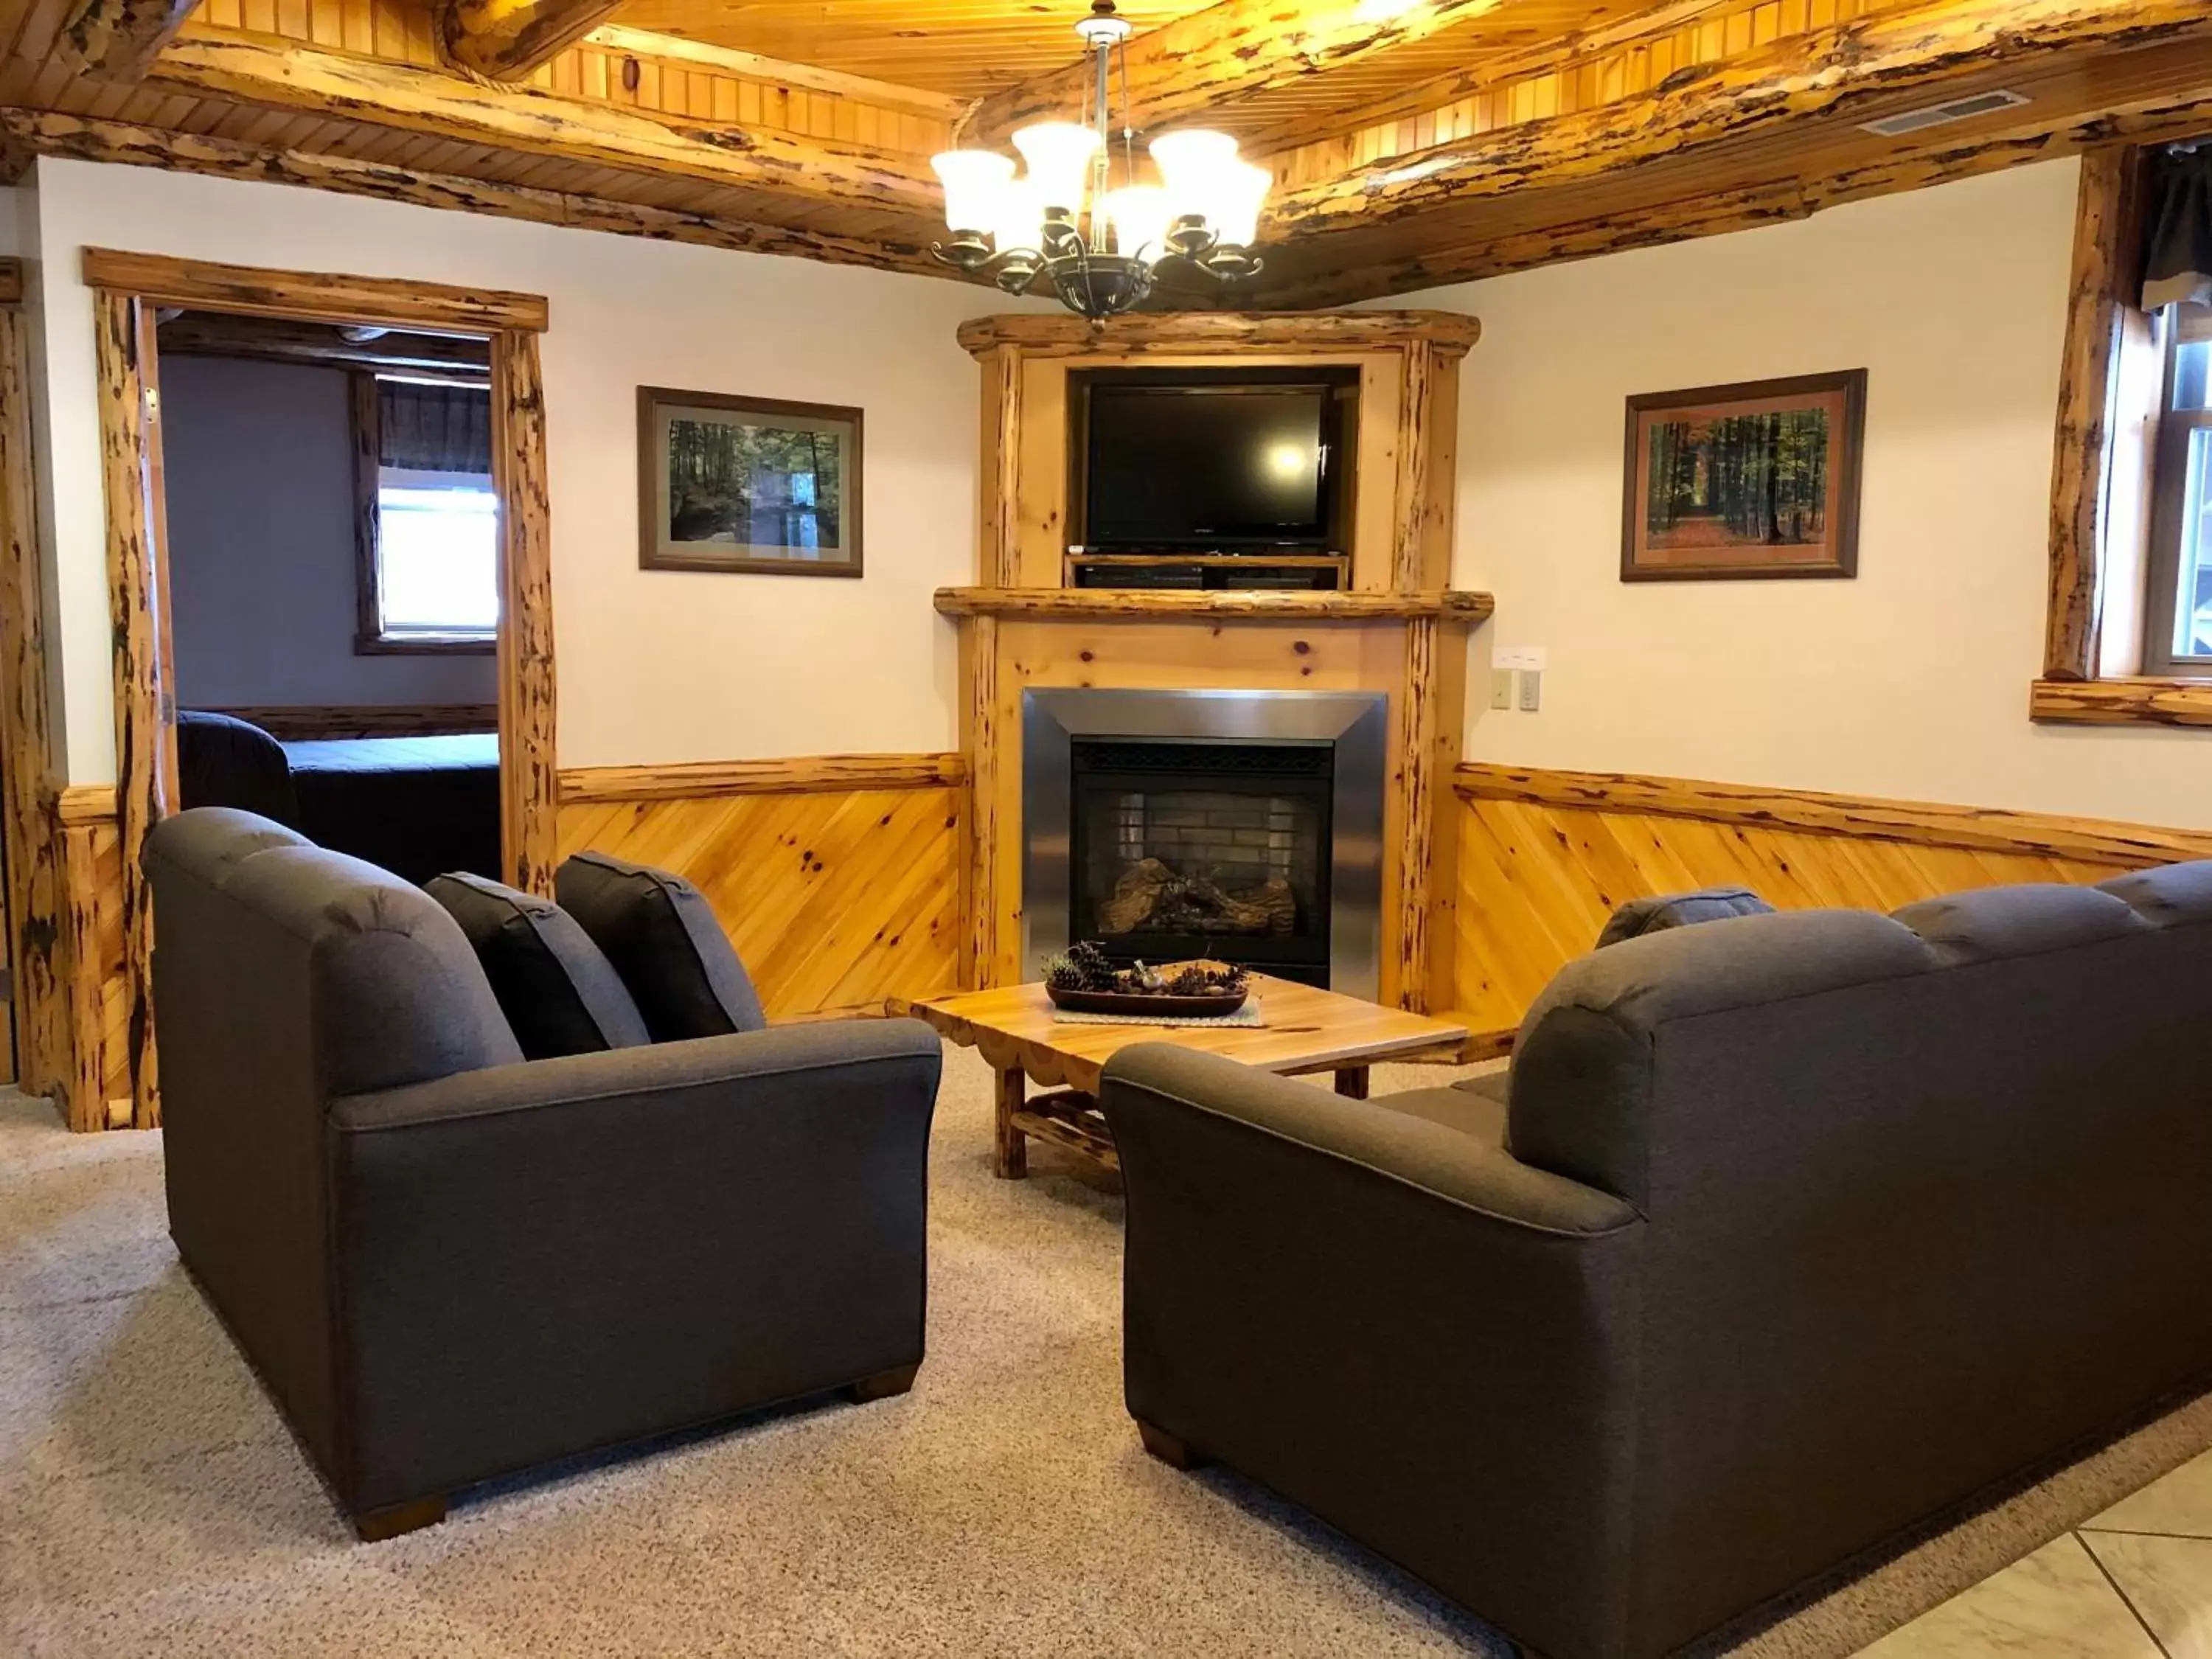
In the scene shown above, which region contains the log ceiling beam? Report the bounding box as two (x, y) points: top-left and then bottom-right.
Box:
(57, 0), (200, 79)
(1263, 0), (2212, 240)
(156, 311), (493, 378)
(960, 0), (1523, 150)
(0, 109), (953, 280)
(1237, 0), (1731, 156)
(1248, 84), (2212, 307)
(144, 34), (943, 219)
(440, 0), (625, 82)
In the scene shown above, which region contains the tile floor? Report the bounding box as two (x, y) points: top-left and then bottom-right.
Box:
(1861, 1450), (2212, 1657)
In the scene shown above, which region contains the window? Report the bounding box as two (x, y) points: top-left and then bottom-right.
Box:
(2146, 305), (2212, 675)
(355, 375), (499, 654)
(372, 470), (499, 642)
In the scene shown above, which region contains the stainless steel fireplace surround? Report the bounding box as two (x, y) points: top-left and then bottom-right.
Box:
(1020, 688), (1388, 998)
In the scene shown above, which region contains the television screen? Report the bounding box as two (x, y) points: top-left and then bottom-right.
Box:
(1084, 386), (1331, 549)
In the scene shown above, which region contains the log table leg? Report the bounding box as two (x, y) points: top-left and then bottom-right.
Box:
(1335, 1066), (1371, 1100)
(993, 1065), (1029, 1180)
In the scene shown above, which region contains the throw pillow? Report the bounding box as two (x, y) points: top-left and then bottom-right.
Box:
(555, 852), (768, 1040)
(425, 872), (652, 1060)
(1595, 886), (1775, 949)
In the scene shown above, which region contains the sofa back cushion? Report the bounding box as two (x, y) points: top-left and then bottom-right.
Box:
(1505, 866), (2212, 1654)
(1594, 885), (1773, 949)
(427, 873), (652, 1060)
(556, 852), (767, 1039)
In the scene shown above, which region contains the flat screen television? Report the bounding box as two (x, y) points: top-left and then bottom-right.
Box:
(1081, 383), (1337, 551)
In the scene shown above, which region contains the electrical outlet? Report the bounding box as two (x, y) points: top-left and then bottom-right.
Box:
(1517, 668), (1543, 712)
(1489, 668), (1514, 710)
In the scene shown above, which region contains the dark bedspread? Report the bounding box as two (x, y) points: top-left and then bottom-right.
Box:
(282, 735), (501, 888)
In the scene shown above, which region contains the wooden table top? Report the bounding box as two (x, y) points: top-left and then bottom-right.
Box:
(888, 975), (1470, 1095)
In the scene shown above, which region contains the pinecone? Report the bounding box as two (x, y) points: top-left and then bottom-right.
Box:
(1043, 953), (1086, 992)
(1166, 961), (1250, 997)
(1062, 939), (1116, 990)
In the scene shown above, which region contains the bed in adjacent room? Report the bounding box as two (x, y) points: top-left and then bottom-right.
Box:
(279, 733), (502, 887)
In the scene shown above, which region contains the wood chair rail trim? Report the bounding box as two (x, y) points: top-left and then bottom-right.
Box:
(195, 703), (500, 740)
(80, 248), (551, 334)
(1454, 762), (2212, 866)
(557, 753), (968, 804)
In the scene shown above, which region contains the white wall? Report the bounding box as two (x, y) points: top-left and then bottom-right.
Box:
(24, 158), (1018, 783)
(1404, 159), (2212, 830)
(160, 354), (497, 709)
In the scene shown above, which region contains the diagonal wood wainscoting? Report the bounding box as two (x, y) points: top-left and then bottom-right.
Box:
(1444, 764), (2212, 1052)
(555, 754), (967, 1021)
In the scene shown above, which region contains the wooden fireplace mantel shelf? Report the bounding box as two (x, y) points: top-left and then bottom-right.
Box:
(933, 588), (1496, 623)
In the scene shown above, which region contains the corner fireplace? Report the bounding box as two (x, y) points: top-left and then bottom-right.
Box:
(1022, 689), (1386, 997)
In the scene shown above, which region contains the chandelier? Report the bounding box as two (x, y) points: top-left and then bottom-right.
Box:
(929, 0), (1268, 321)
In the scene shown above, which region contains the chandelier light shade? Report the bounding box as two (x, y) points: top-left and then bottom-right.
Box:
(928, 0), (1269, 320)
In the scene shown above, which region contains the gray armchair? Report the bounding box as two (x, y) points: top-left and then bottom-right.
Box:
(147, 808), (941, 1540)
(1103, 865), (2212, 1659)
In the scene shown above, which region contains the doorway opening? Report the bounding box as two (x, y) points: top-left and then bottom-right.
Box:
(85, 249), (554, 1127)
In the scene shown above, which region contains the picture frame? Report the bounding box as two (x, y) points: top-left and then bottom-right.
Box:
(637, 386), (863, 577)
(1621, 369), (1866, 582)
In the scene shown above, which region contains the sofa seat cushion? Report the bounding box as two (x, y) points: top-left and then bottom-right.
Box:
(1377, 1081), (1508, 1144)
(1596, 886), (1775, 949)
(555, 852), (768, 1040)
(427, 872), (652, 1060)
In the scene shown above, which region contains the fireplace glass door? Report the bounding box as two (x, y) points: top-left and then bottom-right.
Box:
(1068, 738), (1333, 985)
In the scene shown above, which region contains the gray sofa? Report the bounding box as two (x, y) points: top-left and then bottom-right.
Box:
(146, 808), (942, 1540)
(1101, 864), (2212, 1659)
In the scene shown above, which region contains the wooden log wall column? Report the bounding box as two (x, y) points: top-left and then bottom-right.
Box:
(964, 614), (1001, 989)
(1394, 616), (1439, 1013)
(985, 346), (1022, 590)
(2045, 146), (2147, 682)
(493, 327), (558, 896)
(54, 790), (116, 1130)
(1391, 341), (1437, 594)
(92, 291), (171, 1130)
(0, 262), (66, 1107)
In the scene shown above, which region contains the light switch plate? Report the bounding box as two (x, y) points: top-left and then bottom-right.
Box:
(1517, 669), (1543, 712)
(1489, 668), (1514, 710)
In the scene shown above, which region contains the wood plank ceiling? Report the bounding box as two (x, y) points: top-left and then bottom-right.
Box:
(2, 0), (2211, 307)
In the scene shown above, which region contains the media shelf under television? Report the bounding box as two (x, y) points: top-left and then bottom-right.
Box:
(1065, 551), (1349, 591)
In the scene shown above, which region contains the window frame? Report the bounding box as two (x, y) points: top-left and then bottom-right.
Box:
(351, 369), (498, 657)
(2034, 145), (2212, 731)
(2141, 312), (2212, 676)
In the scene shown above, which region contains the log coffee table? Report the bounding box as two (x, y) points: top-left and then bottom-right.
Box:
(890, 975), (1470, 1179)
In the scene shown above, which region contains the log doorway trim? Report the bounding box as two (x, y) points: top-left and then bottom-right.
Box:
(82, 248), (554, 1128)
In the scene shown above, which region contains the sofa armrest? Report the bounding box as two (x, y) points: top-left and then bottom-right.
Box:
(323, 1018), (942, 1512)
(1099, 1044), (1643, 1659)
(1102, 1043), (1636, 1235)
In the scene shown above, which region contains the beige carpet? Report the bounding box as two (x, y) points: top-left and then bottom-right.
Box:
(4, 1046), (2210, 1658)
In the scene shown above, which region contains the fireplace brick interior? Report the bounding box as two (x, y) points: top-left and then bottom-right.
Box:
(1071, 739), (1333, 984)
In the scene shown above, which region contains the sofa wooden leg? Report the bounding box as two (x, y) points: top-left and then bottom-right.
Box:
(1136, 1419), (1204, 1470)
(353, 1495), (448, 1542)
(849, 1362), (922, 1403)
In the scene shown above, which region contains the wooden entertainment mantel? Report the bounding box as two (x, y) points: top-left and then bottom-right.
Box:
(945, 310), (1492, 1018)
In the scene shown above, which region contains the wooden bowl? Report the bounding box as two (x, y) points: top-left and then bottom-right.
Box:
(1044, 984), (1250, 1019)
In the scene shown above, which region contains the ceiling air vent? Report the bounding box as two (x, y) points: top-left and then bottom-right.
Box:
(1859, 89), (2029, 139)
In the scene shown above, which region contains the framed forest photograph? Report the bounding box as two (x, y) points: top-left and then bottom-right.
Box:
(639, 387), (863, 577)
(1621, 369), (1866, 581)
